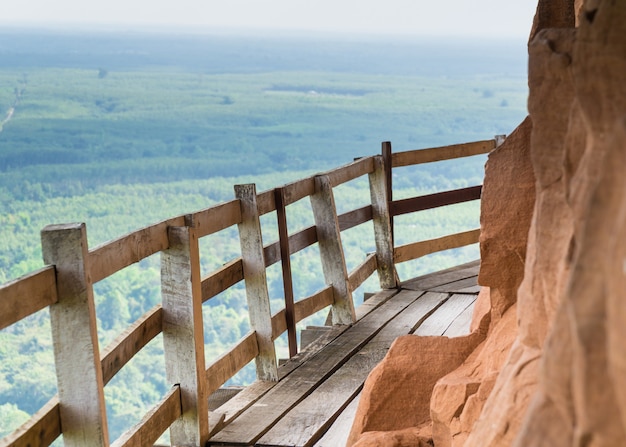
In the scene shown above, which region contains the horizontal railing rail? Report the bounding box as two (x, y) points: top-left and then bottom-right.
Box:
(0, 135), (503, 447)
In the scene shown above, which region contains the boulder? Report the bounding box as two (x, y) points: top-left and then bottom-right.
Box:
(347, 334), (483, 446)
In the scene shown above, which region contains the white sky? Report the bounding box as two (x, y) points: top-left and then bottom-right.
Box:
(3, 0), (538, 38)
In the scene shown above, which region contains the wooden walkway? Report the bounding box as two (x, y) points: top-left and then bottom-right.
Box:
(207, 260), (480, 447)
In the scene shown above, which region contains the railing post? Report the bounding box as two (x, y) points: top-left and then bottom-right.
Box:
(382, 141), (394, 247)
(310, 175), (356, 325)
(235, 184), (279, 381)
(161, 218), (209, 445)
(274, 187), (298, 358)
(369, 156), (398, 289)
(41, 223), (109, 447)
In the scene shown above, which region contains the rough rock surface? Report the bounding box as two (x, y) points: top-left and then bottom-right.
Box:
(430, 303), (518, 447)
(478, 116), (535, 322)
(347, 334), (484, 446)
(348, 1), (626, 445)
(468, 1), (626, 445)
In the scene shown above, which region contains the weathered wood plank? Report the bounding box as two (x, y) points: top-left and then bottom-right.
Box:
(326, 156), (375, 187)
(263, 225), (319, 269)
(192, 200), (242, 238)
(414, 293), (477, 336)
(443, 296), (477, 337)
(256, 291), (449, 447)
(401, 260), (480, 291)
(201, 259), (244, 303)
(281, 177), (316, 207)
(235, 184), (278, 381)
(428, 276), (480, 293)
(337, 206), (373, 232)
(355, 289), (400, 321)
(288, 226), (318, 254)
(390, 185), (482, 217)
(208, 290), (425, 446)
(161, 226), (209, 445)
(101, 305), (163, 384)
(369, 155), (397, 289)
(275, 187), (297, 357)
(391, 139), (495, 167)
(310, 175), (355, 325)
(294, 286), (334, 323)
(0, 396), (61, 447)
(110, 386), (182, 447)
(456, 284), (482, 294)
(206, 332), (259, 397)
(256, 189), (277, 216)
(394, 229), (480, 264)
(347, 253), (377, 292)
(41, 223), (109, 447)
(209, 288), (396, 430)
(313, 392), (361, 447)
(89, 216), (185, 283)
(0, 266), (57, 331)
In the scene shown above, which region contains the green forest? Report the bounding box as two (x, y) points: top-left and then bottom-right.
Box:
(0, 29), (528, 441)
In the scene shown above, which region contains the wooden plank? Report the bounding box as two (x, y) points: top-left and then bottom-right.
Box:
(281, 177), (316, 207)
(263, 226), (319, 269)
(428, 276), (479, 293)
(326, 156), (375, 187)
(256, 189), (277, 216)
(369, 155), (397, 289)
(214, 324), (350, 428)
(382, 141), (394, 246)
(161, 226), (209, 445)
(110, 386), (182, 447)
(208, 290), (426, 446)
(0, 396), (61, 447)
(310, 175), (355, 325)
(314, 392), (361, 447)
(456, 284), (482, 294)
(394, 229), (480, 264)
(274, 187), (297, 357)
(201, 259), (244, 303)
(89, 216), (185, 283)
(294, 286), (334, 323)
(401, 260), (480, 291)
(390, 185), (482, 217)
(391, 139), (495, 167)
(192, 200), (242, 238)
(355, 289), (400, 321)
(443, 297), (477, 337)
(101, 305), (163, 384)
(271, 309), (288, 341)
(347, 253), (377, 292)
(337, 206), (373, 232)
(0, 266), (57, 331)
(41, 223), (109, 447)
(414, 293), (477, 336)
(235, 184), (278, 381)
(256, 291), (449, 447)
(206, 332), (259, 397)
(288, 226), (318, 254)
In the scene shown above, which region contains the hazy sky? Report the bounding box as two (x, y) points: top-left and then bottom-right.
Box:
(3, 0), (538, 38)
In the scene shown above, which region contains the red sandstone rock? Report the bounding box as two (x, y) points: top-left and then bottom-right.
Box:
(352, 427), (432, 447)
(478, 116), (534, 322)
(512, 1), (626, 445)
(346, 334), (482, 446)
(430, 303), (518, 447)
(348, 2), (626, 445)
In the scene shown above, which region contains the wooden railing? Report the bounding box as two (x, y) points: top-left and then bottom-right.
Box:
(0, 136), (503, 447)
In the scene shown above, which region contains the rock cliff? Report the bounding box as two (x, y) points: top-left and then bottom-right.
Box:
(348, 0), (626, 445)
